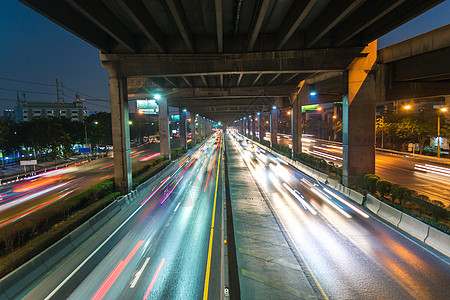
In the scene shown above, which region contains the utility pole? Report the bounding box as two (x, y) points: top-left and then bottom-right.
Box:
(56, 78), (61, 119)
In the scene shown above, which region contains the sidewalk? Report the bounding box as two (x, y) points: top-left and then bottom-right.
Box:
(225, 135), (318, 299)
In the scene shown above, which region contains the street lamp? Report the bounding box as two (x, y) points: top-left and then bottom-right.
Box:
(437, 107), (447, 158)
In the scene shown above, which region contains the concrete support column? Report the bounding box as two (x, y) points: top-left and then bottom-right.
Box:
(241, 119), (244, 134)
(190, 112), (197, 145)
(108, 73), (131, 195)
(258, 112), (263, 142)
(251, 114), (256, 138)
(158, 96), (171, 160)
(292, 82), (307, 155)
(179, 108), (187, 149)
(202, 117), (206, 138)
(270, 107), (278, 147)
(343, 41), (377, 187)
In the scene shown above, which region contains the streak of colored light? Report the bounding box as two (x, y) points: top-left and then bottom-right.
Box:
(204, 140), (220, 192)
(140, 176), (171, 206)
(0, 182), (69, 211)
(139, 152), (161, 162)
(179, 156), (190, 167)
(160, 176), (183, 205)
(0, 191), (73, 227)
(142, 258), (165, 300)
(91, 240), (144, 300)
(99, 163), (114, 170)
(186, 158), (197, 168)
(13, 176), (61, 192)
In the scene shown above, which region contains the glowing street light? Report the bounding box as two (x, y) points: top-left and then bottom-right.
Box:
(403, 105), (411, 110)
(310, 91), (316, 96)
(437, 107), (448, 158)
(153, 94), (161, 100)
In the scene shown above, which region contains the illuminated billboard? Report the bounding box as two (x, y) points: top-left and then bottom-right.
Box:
(136, 99), (158, 115)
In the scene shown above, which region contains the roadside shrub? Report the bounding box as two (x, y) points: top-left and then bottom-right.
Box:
(187, 141), (193, 149)
(376, 179), (392, 197)
(391, 184), (407, 204)
(363, 174), (379, 193)
(272, 144), (292, 157)
(260, 140), (270, 147)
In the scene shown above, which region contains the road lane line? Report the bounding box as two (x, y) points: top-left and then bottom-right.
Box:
(142, 258), (165, 300)
(203, 135), (222, 300)
(174, 202), (181, 212)
(130, 257), (150, 288)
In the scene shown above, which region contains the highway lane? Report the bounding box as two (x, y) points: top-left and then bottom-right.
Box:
(231, 131), (450, 299)
(275, 133), (450, 207)
(21, 132), (224, 299)
(0, 141), (172, 228)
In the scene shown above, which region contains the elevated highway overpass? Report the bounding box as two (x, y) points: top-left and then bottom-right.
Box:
(19, 0), (446, 192)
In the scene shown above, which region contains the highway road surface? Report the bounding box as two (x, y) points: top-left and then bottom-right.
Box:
(230, 131), (450, 299)
(275, 133), (450, 207)
(20, 133), (225, 299)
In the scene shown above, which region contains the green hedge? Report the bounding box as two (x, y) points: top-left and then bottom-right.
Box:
(132, 160), (170, 189)
(363, 173), (450, 233)
(260, 140), (270, 147)
(295, 151), (342, 178)
(272, 144), (292, 157)
(170, 146), (187, 160)
(187, 141), (193, 149)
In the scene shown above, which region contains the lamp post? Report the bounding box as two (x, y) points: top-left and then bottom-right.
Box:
(437, 107), (447, 158)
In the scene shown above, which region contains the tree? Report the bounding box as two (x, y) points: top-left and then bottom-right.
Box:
(396, 118), (434, 154)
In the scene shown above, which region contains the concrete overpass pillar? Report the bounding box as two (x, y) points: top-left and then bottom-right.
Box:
(158, 96), (171, 160)
(257, 112), (263, 142)
(343, 41), (377, 187)
(240, 119), (244, 134)
(108, 73), (131, 195)
(202, 117), (206, 138)
(270, 107), (278, 147)
(292, 82), (307, 155)
(243, 117), (247, 135)
(192, 113), (197, 145)
(251, 114), (256, 138)
(179, 108), (187, 149)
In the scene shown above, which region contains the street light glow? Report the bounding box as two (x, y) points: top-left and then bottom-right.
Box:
(403, 105), (411, 110)
(317, 106), (323, 111)
(154, 94), (161, 100)
(129, 121), (133, 125)
(440, 107), (448, 112)
(287, 111), (291, 115)
(272, 106), (277, 110)
(310, 91), (316, 96)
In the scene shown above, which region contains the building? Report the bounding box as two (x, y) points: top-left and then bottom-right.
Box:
(14, 99), (87, 123)
(1, 109), (15, 121)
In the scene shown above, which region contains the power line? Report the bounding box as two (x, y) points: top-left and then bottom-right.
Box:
(0, 87), (55, 95)
(62, 84), (101, 100)
(0, 76), (54, 87)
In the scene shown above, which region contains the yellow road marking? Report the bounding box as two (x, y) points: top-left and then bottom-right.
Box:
(203, 135), (222, 299)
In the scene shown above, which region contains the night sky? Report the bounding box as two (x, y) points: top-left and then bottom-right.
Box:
(0, 0), (449, 113)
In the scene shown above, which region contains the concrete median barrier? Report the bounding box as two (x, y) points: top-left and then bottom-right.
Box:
(348, 190), (365, 205)
(89, 208), (110, 232)
(0, 255), (46, 299)
(425, 227), (450, 257)
(69, 221), (94, 247)
(364, 194), (381, 214)
(41, 235), (74, 269)
(398, 213), (430, 242)
(378, 202), (402, 226)
(107, 203), (120, 219)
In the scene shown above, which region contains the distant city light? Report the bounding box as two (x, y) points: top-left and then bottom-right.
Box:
(272, 106), (277, 110)
(310, 91), (316, 96)
(440, 107), (448, 112)
(333, 115), (337, 119)
(183, 108), (187, 112)
(317, 106), (323, 111)
(129, 121), (133, 125)
(403, 105), (411, 110)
